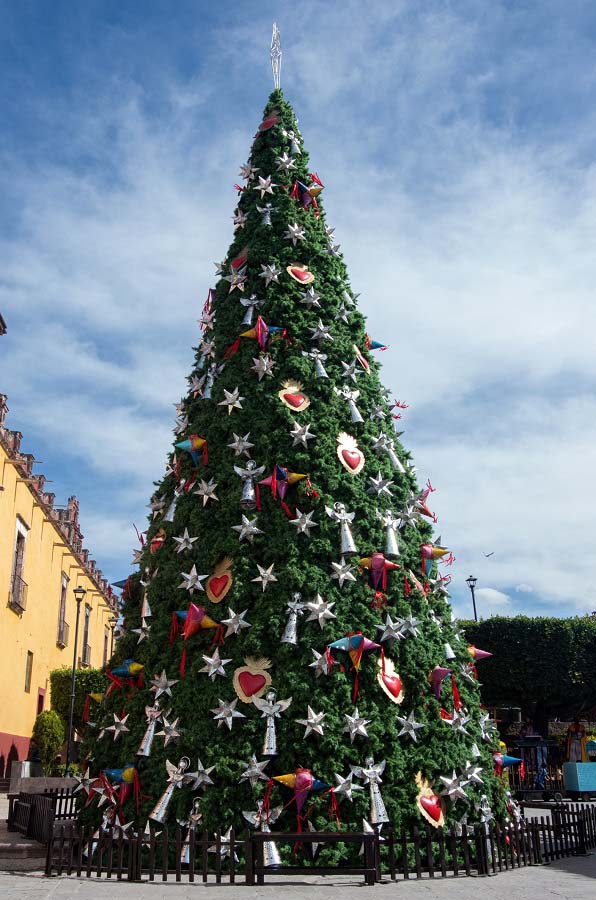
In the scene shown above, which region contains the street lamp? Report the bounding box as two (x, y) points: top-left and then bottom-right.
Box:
(466, 575), (478, 622)
(65, 585), (86, 776)
(109, 615), (119, 657)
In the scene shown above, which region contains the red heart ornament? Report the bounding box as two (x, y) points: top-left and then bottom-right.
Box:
(342, 449), (362, 470)
(208, 575), (229, 598)
(290, 267), (311, 282)
(420, 795), (442, 822)
(382, 672), (403, 698)
(283, 392), (306, 408)
(238, 672), (266, 696)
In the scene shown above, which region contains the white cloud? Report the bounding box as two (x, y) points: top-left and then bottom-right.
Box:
(515, 584), (534, 594)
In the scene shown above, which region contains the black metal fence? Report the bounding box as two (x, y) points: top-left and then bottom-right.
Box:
(43, 801), (596, 884)
(8, 788), (77, 844)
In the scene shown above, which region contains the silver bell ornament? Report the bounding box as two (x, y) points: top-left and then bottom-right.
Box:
(325, 502), (357, 556)
(281, 593), (305, 645)
(253, 690), (292, 757)
(234, 459), (266, 510)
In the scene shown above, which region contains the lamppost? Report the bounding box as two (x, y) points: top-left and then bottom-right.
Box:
(466, 575), (478, 622)
(109, 615), (119, 657)
(65, 585), (86, 776)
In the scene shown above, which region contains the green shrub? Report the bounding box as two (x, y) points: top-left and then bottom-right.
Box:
(32, 710), (65, 774)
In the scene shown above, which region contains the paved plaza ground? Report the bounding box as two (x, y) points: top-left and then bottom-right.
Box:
(0, 854), (594, 900)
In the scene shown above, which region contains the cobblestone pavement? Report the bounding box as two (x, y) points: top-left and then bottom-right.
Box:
(0, 854), (594, 900)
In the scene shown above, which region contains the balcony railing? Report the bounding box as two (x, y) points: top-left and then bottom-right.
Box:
(80, 643), (91, 667)
(9, 573), (27, 613)
(56, 620), (70, 648)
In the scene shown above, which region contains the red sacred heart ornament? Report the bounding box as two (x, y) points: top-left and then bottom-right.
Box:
(336, 432), (365, 475)
(278, 380), (310, 412)
(377, 658), (405, 704)
(205, 557), (233, 605)
(416, 773), (445, 828)
(233, 657), (272, 704)
(342, 450), (361, 469)
(257, 114), (280, 133)
(284, 392), (306, 408)
(420, 795), (442, 822)
(238, 672), (266, 696)
(286, 264), (314, 284)
(150, 528), (166, 554)
(208, 575), (229, 598)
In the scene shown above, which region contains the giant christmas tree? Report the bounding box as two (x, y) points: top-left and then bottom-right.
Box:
(85, 69), (512, 843)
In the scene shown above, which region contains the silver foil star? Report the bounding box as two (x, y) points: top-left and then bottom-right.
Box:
(173, 528), (198, 554)
(295, 706), (326, 738)
(290, 508), (318, 536)
(228, 433), (254, 457)
(178, 565), (207, 593)
(290, 421), (316, 447)
(305, 594), (336, 628)
(251, 354), (275, 381)
(194, 478), (219, 505)
(253, 175), (277, 198)
(187, 759), (215, 791)
(308, 319), (334, 343)
(239, 755), (270, 787)
(309, 649), (332, 677)
(299, 287), (322, 309)
(284, 222), (306, 245)
(221, 607), (251, 638)
(150, 670), (179, 699)
(252, 563), (277, 592)
(330, 557), (356, 587)
(440, 771), (468, 803)
(344, 709), (371, 743)
(156, 716), (182, 746)
(396, 711), (425, 742)
(367, 471), (394, 498)
(199, 649), (232, 680)
(218, 387), (244, 414)
(333, 772), (364, 801)
(258, 262), (281, 287)
(232, 515), (264, 542)
(211, 698), (245, 730)
(132, 618), (151, 644)
(104, 713), (130, 741)
(376, 614), (405, 644)
(275, 152), (296, 174)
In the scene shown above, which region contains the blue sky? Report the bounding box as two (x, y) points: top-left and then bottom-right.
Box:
(2, 1), (596, 619)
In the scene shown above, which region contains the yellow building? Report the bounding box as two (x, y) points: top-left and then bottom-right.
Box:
(0, 393), (117, 778)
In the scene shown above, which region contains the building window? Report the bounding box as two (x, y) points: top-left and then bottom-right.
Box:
(24, 651), (33, 693)
(37, 689), (45, 715)
(81, 604), (91, 666)
(9, 517), (29, 613)
(103, 626), (109, 666)
(57, 573), (69, 648)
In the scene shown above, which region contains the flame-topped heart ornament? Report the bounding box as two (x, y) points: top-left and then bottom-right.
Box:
(336, 432), (365, 475)
(233, 657), (272, 704)
(376, 657), (405, 704)
(205, 557), (234, 605)
(415, 772), (445, 828)
(278, 380), (310, 412)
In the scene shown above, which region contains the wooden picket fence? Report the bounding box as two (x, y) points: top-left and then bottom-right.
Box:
(44, 801), (596, 884)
